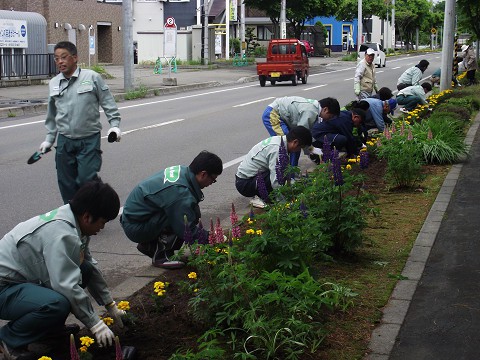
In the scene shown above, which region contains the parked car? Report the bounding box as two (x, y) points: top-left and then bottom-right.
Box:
(395, 41), (412, 50)
(300, 40), (314, 57)
(358, 42), (386, 68)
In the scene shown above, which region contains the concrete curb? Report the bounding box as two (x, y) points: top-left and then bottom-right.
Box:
(0, 77), (259, 120)
(364, 112), (480, 360)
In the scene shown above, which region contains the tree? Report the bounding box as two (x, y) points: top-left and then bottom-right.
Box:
(393, 0), (432, 48)
(457, 0), (480, 42)
(243, 0), (338, 39)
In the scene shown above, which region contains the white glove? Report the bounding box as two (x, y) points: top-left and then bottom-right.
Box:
(354, 82), (361, 96)
(39, 141), (52, 153)
(310, 147), (323, 156)
(107, 127), (122, 142)
(90, 320), (115, 347)
(106, 301), (126, 328)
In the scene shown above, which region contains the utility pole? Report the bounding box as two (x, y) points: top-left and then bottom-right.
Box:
(391, 0), (395, 50)
(241, 0), (245, 56)
(226, 0), (230, 59)
(440, 0), (455, 91)
(357, 0), (362, 52)
(123, 0), (134, 91)
(203, 0), (211, 65)
(280, 0), (286, 39)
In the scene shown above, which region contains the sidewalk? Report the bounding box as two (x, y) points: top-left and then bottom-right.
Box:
(0, 55), (348, 120)
(366, 113), (480, 359)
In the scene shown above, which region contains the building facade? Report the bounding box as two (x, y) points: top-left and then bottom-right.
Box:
(0, 0), (123, 64)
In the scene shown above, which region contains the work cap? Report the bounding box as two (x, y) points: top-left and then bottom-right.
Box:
(461, 44), (469, 52)
(366, 48), (375, 55)
(387, 98), (397, 115)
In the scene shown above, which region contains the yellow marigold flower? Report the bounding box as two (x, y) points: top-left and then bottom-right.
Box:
(246, 229), (255, 235)
(348, 158), (357, 163)
(405, 121), (410, 125)
(247, 218), (254, 224)
(256, 230), (263, 235)
(360, 147), (367, 152)
(38, 357), (53, 360)
(154, 281), (165, 290)
(156, 289), (166, 296)
(366, 141), (374, 146)
(346, 164), (352, 170)
(102, 317), (114, 326)
(194, 288), (199, 292)
(285, 203), (290, 209)
(79, 346), (88, 353)
(80, 336), (95, 347)
(188, 272), (197, 279)
(117, 301), (130, 311)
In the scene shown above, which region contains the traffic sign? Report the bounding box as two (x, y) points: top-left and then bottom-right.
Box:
(165, 17), (176, 29)
(431, 28), (437, 34)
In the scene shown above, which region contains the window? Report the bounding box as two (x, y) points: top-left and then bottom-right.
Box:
(257, 26), (273, 41)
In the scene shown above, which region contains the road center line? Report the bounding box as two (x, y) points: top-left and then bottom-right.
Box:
(101, 119), (185, 140)
(233, 97), (274, 107)
(303, 84), (327, 91)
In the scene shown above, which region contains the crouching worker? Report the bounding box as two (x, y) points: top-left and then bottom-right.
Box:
(0, 181), (125, 360)
(120, 151), (223, 269)
(311, 108), (367, 158)
(235, 126), (312, 208)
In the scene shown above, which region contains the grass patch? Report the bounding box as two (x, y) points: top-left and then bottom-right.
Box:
(124, 84), (148, 100)
(87, 64), (114, 79)
(312, 164), (450, 359)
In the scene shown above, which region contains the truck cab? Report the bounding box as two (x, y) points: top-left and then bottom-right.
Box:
(256, 39), (309, 87)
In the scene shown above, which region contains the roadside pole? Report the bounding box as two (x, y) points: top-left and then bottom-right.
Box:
(280, 0), (286, 39)
(440, 0), (455, 91)
(123, 0), (134, 91)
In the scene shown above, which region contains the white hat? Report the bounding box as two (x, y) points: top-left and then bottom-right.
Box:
(366, 48), (375, 55)
(461, 44), (469, 52)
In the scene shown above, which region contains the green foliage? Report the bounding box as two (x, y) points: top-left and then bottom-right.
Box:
(230, 38), (241, 54)
(253, 46), (267, 57)
(341, 52), (358, 61)
(377, 125), (424, 188)
(7, 111), (16, 117)
(411, 115), (469, 164)
(88, 64), (114, 79)
(123, 84), (148, 100)
(245, 27), (260, 57)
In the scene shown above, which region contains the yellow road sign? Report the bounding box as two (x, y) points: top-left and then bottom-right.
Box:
(431, 28), (437, 34)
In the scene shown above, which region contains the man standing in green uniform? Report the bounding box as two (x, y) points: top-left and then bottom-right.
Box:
(38, 41), (122, 204)
(0, 181), (125, 359)
(120, 151), (223, 269)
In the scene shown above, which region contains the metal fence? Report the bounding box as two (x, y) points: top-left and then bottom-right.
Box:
(0, 53), (57, 80)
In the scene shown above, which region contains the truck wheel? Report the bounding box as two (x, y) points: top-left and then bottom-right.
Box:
(271, 80), (276, 86)
(259, 76), (266, 87)
(302, 72), (308, 84)
(292, 75), (298, 86)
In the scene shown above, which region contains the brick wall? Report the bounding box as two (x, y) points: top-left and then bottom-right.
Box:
(1, 0), (123, 64)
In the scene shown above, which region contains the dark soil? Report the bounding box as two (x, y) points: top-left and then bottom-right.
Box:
(42, 156), (444, 360)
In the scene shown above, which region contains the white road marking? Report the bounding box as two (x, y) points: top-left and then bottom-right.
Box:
(0, 119), (44, 130)
(233, 97), (274, 107)
(303, 84), (328, 91)
(100, 119), (185, 140)
(344, 77), (354, 81)
(392, 66), (401, 69)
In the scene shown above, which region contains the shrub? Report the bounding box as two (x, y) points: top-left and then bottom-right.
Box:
(377, 125), (424, 188)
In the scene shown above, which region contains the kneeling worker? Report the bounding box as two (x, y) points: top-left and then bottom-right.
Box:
(0, 181), (125, 359)
(120, 151), (223, 269)
(235, 126), (312, 208)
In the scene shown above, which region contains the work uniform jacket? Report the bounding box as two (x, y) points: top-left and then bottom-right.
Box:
(121, 165), (206, 243)
(0, 205), (112, 329)
(44, 67), (121, 144)
(268, 96), (320, 130)
(397, 66), (423, 87)
(354, 59), (377, 93)
(236, 136), (287, 189)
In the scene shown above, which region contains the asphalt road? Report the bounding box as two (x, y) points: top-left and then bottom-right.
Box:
(0, 52), (442, 288)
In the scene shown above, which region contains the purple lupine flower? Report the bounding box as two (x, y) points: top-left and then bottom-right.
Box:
(376, 138), (382, 147)
(360, 151), (369, 169)
(427, 128), (433, 140)
(197, 219), (208, 245)
(391, 123), (396, 133)
(330, 149), (344, 186)
(407, 128), (413, 141)
(400, 122), (405, 136)
(256, 171), (269, 202)
(115, 336), (123, 360)
(249, 204), (255, 220)
(230, 203), (241, 239)
(70, 334), (80, 360)
(208, 218), (216, 245)
(299, 201), (308, 218)
(215, 217), (225, 244)
(183, 215), (193, 245)
(322, 135), (332, 162)
(275, 137), (289, 186)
